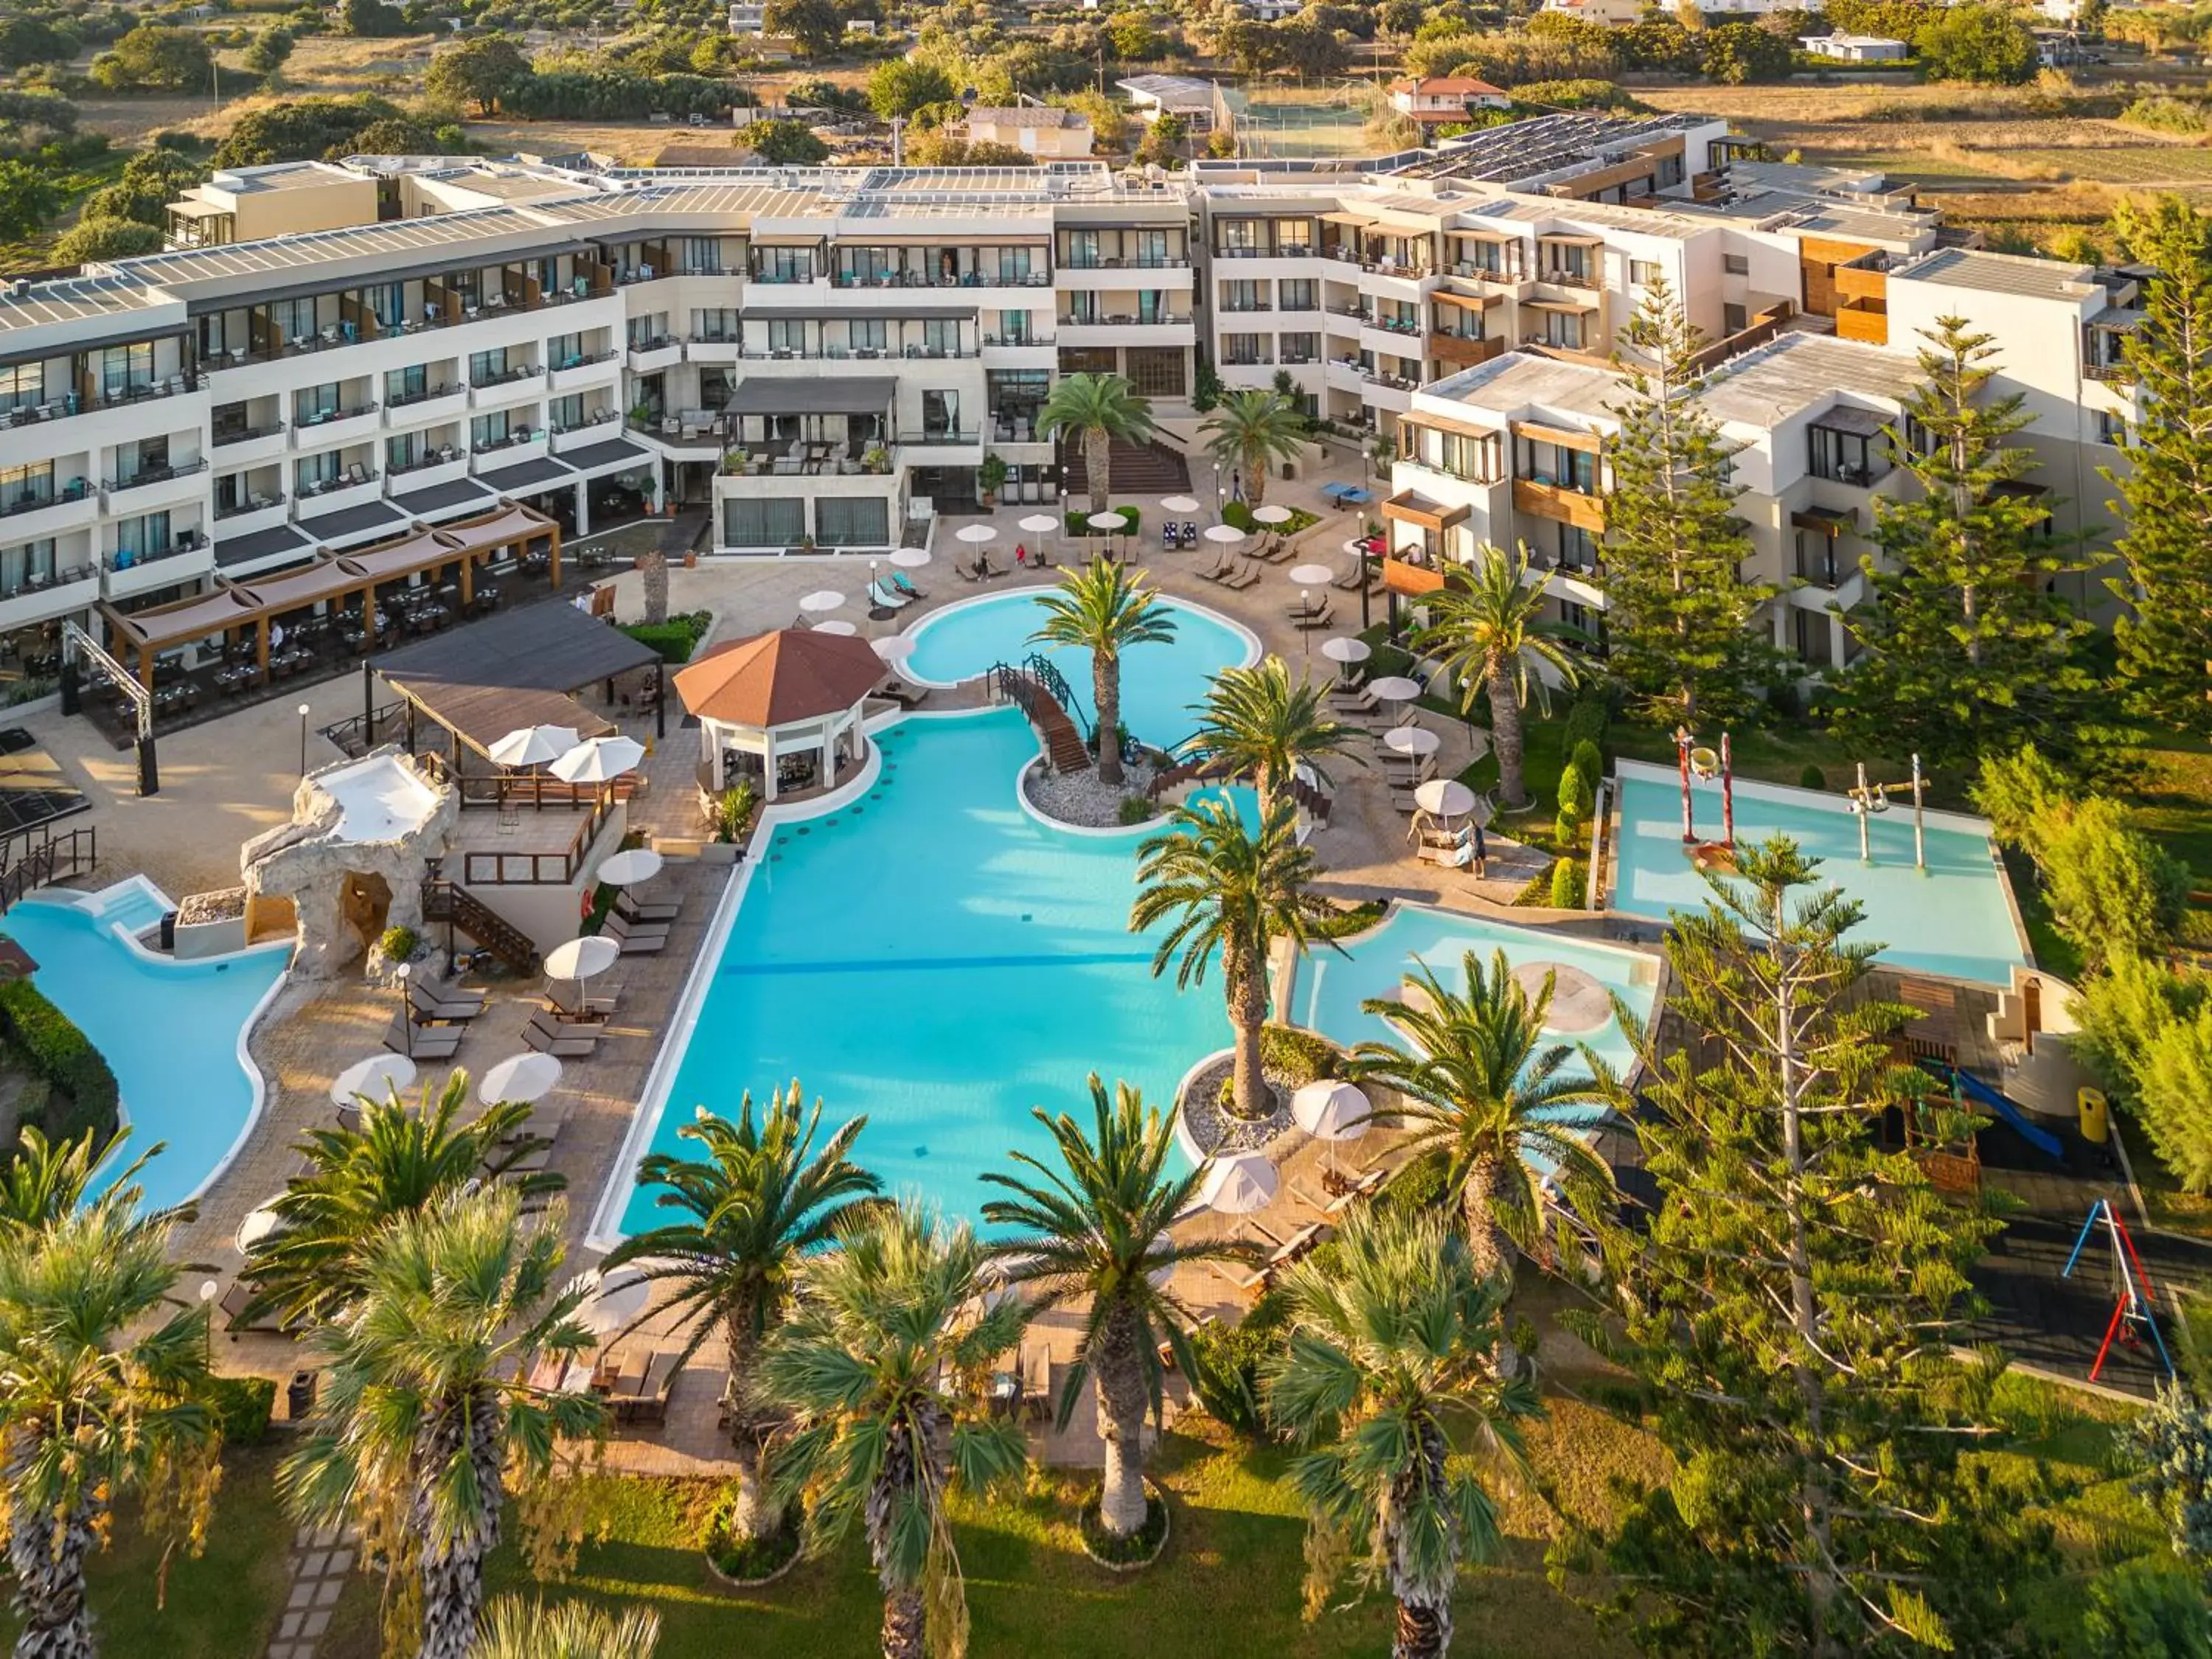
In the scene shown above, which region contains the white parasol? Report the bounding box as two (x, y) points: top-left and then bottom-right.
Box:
(1203, 524), (1245, 546)
(596, 847), (664, 888)
(1017, 514), (1059, 535)
(1086, 509), (1129, 531)
(577, 1265), (657, 1335)
(236, 1196), (288, 1251)
(1292, 1079), (1369, 1143)
(1159, 495), (1200, 513)
(890, 547), (932, 568)
(1251, 504), (1294, 526)
(799, 590), (845, 615)
(956, 524), (999, 546)
(1368, 675), (1422, 704)
(544, 935), (620, 983)
(871, 635), (916, 663)
(1512, 961), (1614, 1034)
(1383, 725), (1441, 758)
(479, 1051), (563, 1105)
(1414, 776), (1478, 819)
(331, 1052), (415, 1107)
(487, 725), (581, 768)
(1319, 636), (1371, 667)
(551, 735), (646, 783)
(1198, 1151), (1279, 1214)
(813, 619), (858, 636)
(1287, 563), (1335, 587)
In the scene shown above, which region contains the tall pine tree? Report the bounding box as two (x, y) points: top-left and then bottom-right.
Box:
(2105, 195), (2212, 740)
(1602, 276), (1775, 727)
(1834, 316), (2093, 770)
(1565, 839), (2059, 1656)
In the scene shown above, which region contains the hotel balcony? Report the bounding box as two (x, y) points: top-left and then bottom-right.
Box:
(102, 458), (209, 516)
(210, 420), (288, 466)
(291, 403), (380, 451)
(384, 383), (470, 430)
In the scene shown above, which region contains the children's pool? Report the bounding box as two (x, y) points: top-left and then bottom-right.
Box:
(4, 883), (290, 1213)
(1609, 761), (2028, 986)
(902, 590), (1258, 753)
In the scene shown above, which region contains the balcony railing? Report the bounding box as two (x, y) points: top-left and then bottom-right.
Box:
(2083, 360), (2134, 384)
(737, 344), (975, 361)
(1538, 265), (1600, 291)
(0, 481), (90, 520)
(388, 446), (464, 477)
(296, 403), (378, 430)
(1057, 313), (1191, 328)
(981, 333), (1054, 348)
(549, 348), (619, 372)
(471, 431), (538, 455)
(296, 470), (378, 498)
(214, 493), (280, 520)
(1218, 302), (1273, 313)
(108, 529), (206, 571)
(828, 268), (1052, 288)
(104, 458), (209, 494)
(1222, 355), (1273, 367)
(212, 421), (285, 448)
(1, 561), (97, 599)
(626, 334), (677, 355)
(1211, 246), (1312, 261)
(386, 382), (462, 411)
(1065, 254), (1192, 269)
(1369, 316), (1423, 336)
(469, 365), (540, 390)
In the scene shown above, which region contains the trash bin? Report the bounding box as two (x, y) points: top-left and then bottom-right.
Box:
(158, 909), (178, 950)
(2079, 1087), (2109, 1145)
(287, 1370), (319, 1421)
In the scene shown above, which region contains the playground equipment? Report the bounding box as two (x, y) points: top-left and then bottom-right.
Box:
(1846, 753), (1927, 869)
(1917, 1057), (2066, 1165)
(1674, 726), (1736, 867)
(2062, 1197), (2176, 1385)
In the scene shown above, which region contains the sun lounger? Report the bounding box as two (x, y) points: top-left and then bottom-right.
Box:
(602, 913), (667, 955)
(1217, 562), (1262, 591)
(870, 677), (925, 709)
(616, 889), (681, 925)
(1020, 1343), (1054, 1421)
(1293, 603), (1336, 630)
(408, 979), (484, 1023)
(867, 580), (913, 610)
(219, 1280), (298, 1338)
(385, 1012), (461, 1060)
(524, 1012), (600, 1058)
(891, 573), (928, 601)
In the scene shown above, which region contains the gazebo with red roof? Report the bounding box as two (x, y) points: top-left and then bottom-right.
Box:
(673, 627), (885, 799)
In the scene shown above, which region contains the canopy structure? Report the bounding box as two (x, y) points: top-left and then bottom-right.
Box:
(675, 628), (884, 799)
(369, 597), (663, 765)
(100, 502), (560, 691)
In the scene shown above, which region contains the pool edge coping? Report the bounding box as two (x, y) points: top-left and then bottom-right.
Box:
(893, 586), (1264, 693)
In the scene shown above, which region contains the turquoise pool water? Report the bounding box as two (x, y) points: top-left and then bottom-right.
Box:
(616, 710), (1242, 1235)
(1610, 766), (2026, 986)
(902, 591), (1256, 754)
(1296, 905), (1657, 1080)
(5, 892), (288, 1213)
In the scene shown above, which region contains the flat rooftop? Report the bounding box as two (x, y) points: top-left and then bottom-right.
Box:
(1422, 349), (1622, 424)
(1893, 246), (2103, 300)
(1691, 332), (1926, 428)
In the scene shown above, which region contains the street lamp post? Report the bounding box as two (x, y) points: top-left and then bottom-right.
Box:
(395, 961), (413, 1059)
(198, 1279), (218, 1365)
(297, 701), (312, 777)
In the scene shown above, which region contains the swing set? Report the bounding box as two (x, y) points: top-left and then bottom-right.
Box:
(2062, 1197), (2176, 1385)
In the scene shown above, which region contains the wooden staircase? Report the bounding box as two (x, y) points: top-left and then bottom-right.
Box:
(1061, 437), (1192, 501)
(0, 825), (96, 917)
(421, 871), (540, 974)
(992, 662), (1093, 775)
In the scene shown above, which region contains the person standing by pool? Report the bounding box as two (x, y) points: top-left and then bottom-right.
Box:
(1472, 820), (1487, 880)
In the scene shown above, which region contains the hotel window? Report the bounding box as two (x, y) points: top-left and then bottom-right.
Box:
(1133, 229), (1172, 265)
(549, 393), (585, 431)
(993, 311), (1031, 345)
(113, 437), (170, 486)
(852, 317), (888, 352)
(386, 433), (425, 471)
(1722, 253), (1750, 276)
(1222, 333), (1269, 366)
(1059, 347), (1116, 375)
(296, 451), (343, 491)
(271, 297), (316, 345)
(1126, 347), (1186, 399)
(386, 365), (427, 405)
(1723, 302), (1747, 335)
(296, 383), (343, 424)
(692, 309), (740, 341)
(996, 246), (1034, 284)
(627, 313), (669, 348)
(0, 364), (42, 411)
(755, 246), (812, 283)
(1217, 219), (1262, 256)
(1531, 308), (1585, 349)
(723, 496), (804, 546)
(1137, 291), (1167, 324)
(2098, 409), (2127, 446)
(1222, 279), (1265, 313)
(922, 389), (960, 438)
(1062, 229), (1101, 268)
(471, 411), (512, 450)
(0, 462), (54, 509)
(468, 349), (509, 387)
(1629, 260), (1660, 287)
(366, 283), (404, 330)
(114, 512), (171, 562)
(1065, 292), (1100, 324)
(1272, 219), (1311, 256)
(548, 333), (583, 368)
(1, 539), (55, 592)
(920, 319), (961, 356)
(681, 237), (722, 274)
(98, 342), (155, 402)
(1279, 279), (1317, 311)
(1279, 331), (1318, 363)
(815, 497), (888, 547)
(767, 319), (807, 354)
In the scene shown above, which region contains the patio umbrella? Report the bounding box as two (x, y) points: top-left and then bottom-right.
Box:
(1198, 1151), (1279, 1215)
(1017, 515), (1058, 535)
(1252, 504), (1294, 526)
(487, 724), (580, 768)
(596, 847), (664, 888)
(1368, 675), (1422, 705)
(1319, 636), (1371, 667)
(813, 619), (858, 636)
(871, 635), (916, 664)
(577, 1265), (657, 1336)
(1288, 563), (1335, 587)
(1513, 961), (1613, 1034)
(545, 934), (619, 984)
(1414, 776), (1477, 820)
(890, 547), (932, 568)
(1383, 724), (1441, 758)
(1292, 1081), (1369, 1178)
(1159, 495), (1200, 514)
(552, 734), (646, 784)
(956, 524), (998, 546)
(1086, 510), (1129, 530)
(236, 1195), (288, 1252)
(799, 589), (844, 615)
(330, 1052), (415, 1107)
(1203, 524), (1245, 546)
(479, 1051), (563, 1105)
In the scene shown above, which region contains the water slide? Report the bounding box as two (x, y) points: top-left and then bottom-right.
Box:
(1919, 1060), (2066, 1164)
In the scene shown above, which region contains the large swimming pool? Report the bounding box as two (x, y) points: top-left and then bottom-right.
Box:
(903, 590), (1258, 753)
(1610, 760), (2028, 986)
(5, 883), (289, 1213)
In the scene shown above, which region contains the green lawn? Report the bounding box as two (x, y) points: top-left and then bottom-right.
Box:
(0, 1446), (297, 1658)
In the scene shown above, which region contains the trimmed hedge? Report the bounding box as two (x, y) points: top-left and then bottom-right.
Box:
(1259, 1022), (1345, 1084)
(1065, 507), (1143, 538)
(0, 978), (118, 1150)
(621, 609), (712, 664)
(209, 1374), (276, 1445)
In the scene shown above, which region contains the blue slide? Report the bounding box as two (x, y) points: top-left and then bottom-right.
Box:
(1920, 1060), (2065, 1164)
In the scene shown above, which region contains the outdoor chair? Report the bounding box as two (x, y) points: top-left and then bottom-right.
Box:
(384, 1012), (460, 1061)
(1217, 562), (1262, 591)
(616, 888), (681, 926)
(602, 912), (667, 955)
(524, 1011), (600, 1058)
(408, 978), (485, 1023)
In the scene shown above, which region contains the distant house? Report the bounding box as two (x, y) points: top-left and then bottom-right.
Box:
(1799, 32), (1908, 61)
(1117, 74), (1220, 136)
(726, 1), (764, 31)
(1386, 77), (1512, 128)
(1241, 0), (1301, 18)
(1539, 0), (1649, 25)
(958, 106), (1095, 160)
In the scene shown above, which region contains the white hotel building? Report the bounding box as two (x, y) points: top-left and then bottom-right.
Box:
(0, 117), (2148, 696)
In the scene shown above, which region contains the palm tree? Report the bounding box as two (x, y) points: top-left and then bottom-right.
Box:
(1264, 1207), (1540, 1659)
(0, 1125), (178, 1238)
(981, 1076), (1257, 1541)
(472, 1597), (660, 1659)
(282, 1188), (605, 1659)
(762, 1204), (1026, 1659)
(1029, 555), (1177, 785)
(1130, 796), (1335, 1120)
(1186, 655), (1364, 824)
(0, 1185), (220, 1659)
(1414, 543), (1580, 812)
(1038, 371), (1155, 511)
(604, 1082), (883, 1545)
(1348, 949), (1615, 1292)
(1200, 388), (1307, 509)
(244, 1070), (560, 1327)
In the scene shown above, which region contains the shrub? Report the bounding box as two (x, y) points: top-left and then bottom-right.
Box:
(209, 1374), (276, 1446)
(622, 621), (706, 663)
(378, 924), (418, 961)
(1568, 738), (1604, 794)
(1116, 796), (1156, 825)
(2072, 958), (2212, 1192)
(2080, 1560), (2212, 1658)
(0, 979), (117, 1151)
(2042, 799), (2190, 970)
(1561, 687), (1610, 754)
(1557, 759), (1593, 823)
(1259, 1022), (1343, 1085)
(1549, 857), (1584, 910)
(1186, 1289), (1290, 1439)
(1970, 742), (2075, 863)
(1221, 499), (1318, 535)
(1799, 764), (1826, 791)
(1064, 507), (1143, 538)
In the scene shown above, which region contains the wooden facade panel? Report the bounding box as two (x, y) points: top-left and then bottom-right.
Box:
(1513, 477), (1607, 534)
(1835, 307), (1890, 347)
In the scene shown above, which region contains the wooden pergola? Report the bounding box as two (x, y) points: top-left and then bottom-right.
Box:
(100, 503), (561, 690)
